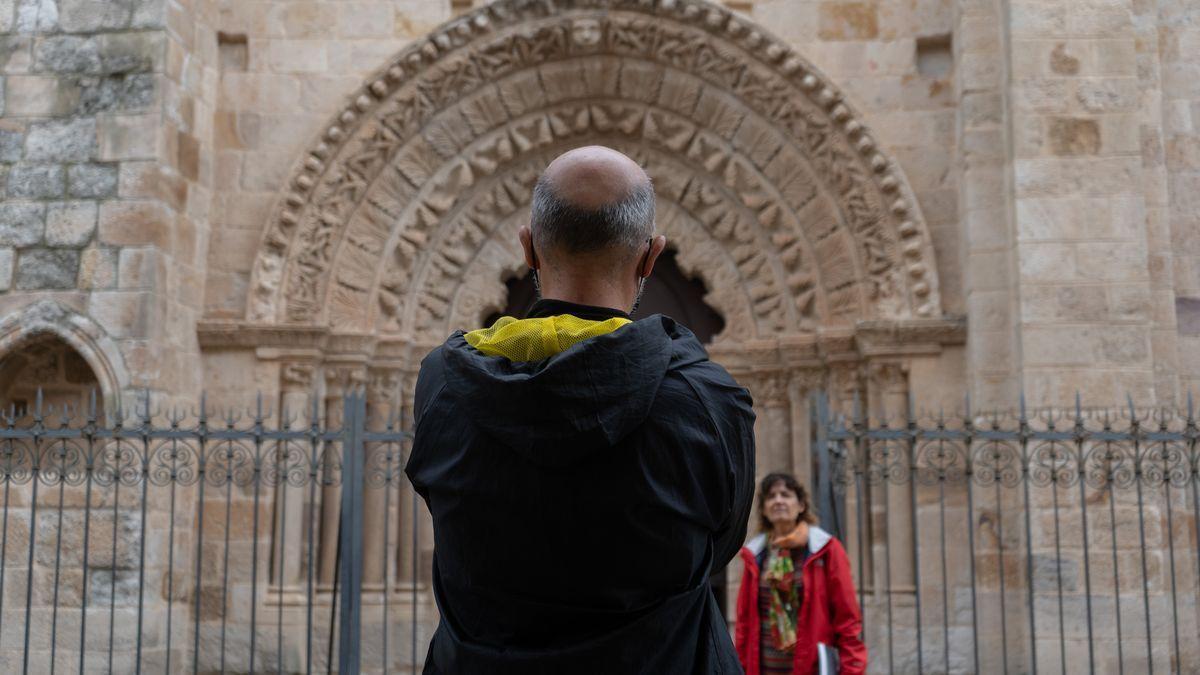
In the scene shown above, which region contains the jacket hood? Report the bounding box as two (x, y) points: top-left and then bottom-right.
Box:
(743, 526), (834, 559)
(440, 314), (707, 467)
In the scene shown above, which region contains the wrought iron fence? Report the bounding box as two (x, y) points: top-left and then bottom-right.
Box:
(815, 395), (1200, 675)
(0, 391), (422, 674)
(4, 389), (1199, 674)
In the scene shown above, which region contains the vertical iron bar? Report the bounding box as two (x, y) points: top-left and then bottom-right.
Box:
(882, 438), (894, 675)
(1051, 458), (1066, 675)
(327, 518), (340, 675)
(1189, 395), (1200, 647)
(962, 404), (980, 675)
(306, 395), (320, 675)
(338, 393), (365, 675)
(276, 435), (287, 673)
(937, 451), (949, 674)
(1108, 444), (1125, 674)
(107, 442), (120, 675)
(1074, 397), (1095, 675)
(402, 386), (416, 675)
(192, 402), (209, 675)
(0, 436), (11, 650)
(250, 397), (264, 675)
(1019, 404), (1037, 674)
(164, 436), (179, 674)
(1163, 441), (1180, 673)
(854, 435), (867, 643)
(79, 408), (96, 675)
(219, 442), (234, 674)
(49, 440), (66, 675)
(383, 435), (394, 674)
(135, 400), (150, 675)
(906, 408), (923, 674)
(23, 398), (42, 675)
(993, 450), (1009, 674)
(1130, 410), (1153, 675)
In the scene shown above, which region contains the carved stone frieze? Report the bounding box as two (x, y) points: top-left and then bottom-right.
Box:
(246, 0), (941, 334)
(281, 362), (316, 392)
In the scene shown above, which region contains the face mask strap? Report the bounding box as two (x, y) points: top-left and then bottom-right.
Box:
(630, 237), (653, 316)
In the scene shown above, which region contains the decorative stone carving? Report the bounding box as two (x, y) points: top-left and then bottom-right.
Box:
(246, 0), (941, 337)
(368, 368), (401, 404)
(280, 362), (316, 392)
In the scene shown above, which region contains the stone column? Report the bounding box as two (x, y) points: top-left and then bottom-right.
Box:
(827, 362), (869, 589)
(867, 361), (914, 594)
(787, 368), (825, 491)
(1003, 0), (1159, 406)
(746, 370), (792, 480)
(272, 361), (315, 590)
(317, 365), (364, 588)
(363, 367), (400, 590)
(396, 368), (421, 584)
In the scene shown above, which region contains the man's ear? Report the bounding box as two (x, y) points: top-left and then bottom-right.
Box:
(639, 235), (668, 278)
(519, 225), (537, 269)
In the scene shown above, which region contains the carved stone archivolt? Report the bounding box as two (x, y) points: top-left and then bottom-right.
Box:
(245, 0), (942, 341)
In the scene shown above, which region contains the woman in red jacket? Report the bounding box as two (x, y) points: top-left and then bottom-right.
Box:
(734, 472), (867, 675)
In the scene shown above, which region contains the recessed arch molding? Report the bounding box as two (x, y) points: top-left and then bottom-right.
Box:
(241, 0), (946, 344)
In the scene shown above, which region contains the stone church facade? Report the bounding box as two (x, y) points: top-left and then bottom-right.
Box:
(0, 0), (1198, 671)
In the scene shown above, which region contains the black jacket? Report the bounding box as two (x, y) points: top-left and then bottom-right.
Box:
(406, 313), (756, 674)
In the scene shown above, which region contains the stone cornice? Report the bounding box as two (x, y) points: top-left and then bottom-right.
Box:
(199, 316), (966, 366)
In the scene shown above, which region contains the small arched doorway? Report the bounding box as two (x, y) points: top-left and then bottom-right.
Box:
(0, 333), (103, 421)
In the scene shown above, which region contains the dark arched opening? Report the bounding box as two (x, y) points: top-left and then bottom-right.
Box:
(485, 248), (726, 342)
(0, 334), (102, 422)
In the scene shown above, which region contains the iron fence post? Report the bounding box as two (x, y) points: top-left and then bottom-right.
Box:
(812, 391), (842, 540)
(339, 392), (366, 674)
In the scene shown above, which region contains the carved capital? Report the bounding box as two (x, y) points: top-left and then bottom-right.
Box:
(281, 362), (316, 392)
(867, 359), (909, 395)
(746, 370), (789, 407)
(367, 368), (401, 403)
(324, 365), (367, 396)
(788, 367), (825, 392)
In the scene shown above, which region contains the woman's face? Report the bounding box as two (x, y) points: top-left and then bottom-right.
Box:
(764, 481), (803, 527)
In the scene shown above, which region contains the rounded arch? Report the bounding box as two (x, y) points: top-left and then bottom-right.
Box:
(0, 300), (129, 413)
(246, 0), (942, 339)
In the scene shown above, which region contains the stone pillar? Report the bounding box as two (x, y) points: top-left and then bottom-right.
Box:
(787, 368), (824, 491)
(957, 0), (1020, 411)
(1003, 0), (1159, 406)
(867, 361), (915, 593)
(317, 365), (364, 588)
(828, 361), (869, 589)
(272, 361), (314, 590)
(396, 368), (425, 585)
(746, 370), (792, 480)
(363, 367), (400, 589)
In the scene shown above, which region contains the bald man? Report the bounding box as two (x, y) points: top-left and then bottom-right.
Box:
(406, 146), (756, 674)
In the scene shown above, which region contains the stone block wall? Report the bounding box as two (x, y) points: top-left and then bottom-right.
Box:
(1159, 0), (1200, 395)
(748, 0), (964, 315)
(203, 0), (456, 321)
(0, 0), (216, 409)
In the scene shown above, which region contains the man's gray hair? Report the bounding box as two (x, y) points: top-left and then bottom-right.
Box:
(529, 174), (655, 256)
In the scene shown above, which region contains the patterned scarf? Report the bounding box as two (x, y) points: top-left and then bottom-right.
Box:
(763, 522), (809, 652)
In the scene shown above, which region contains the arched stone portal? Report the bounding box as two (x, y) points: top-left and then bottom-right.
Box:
(247, 1), (943, 336)
(210, 0), (967, 616)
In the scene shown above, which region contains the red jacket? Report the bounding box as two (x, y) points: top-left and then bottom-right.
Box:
(734, 527), (867, 675)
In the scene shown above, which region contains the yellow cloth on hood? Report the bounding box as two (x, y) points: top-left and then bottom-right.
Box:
(464, 314), (631, 362)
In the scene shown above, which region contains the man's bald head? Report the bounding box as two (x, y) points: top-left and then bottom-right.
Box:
(530, 146), (655, 261)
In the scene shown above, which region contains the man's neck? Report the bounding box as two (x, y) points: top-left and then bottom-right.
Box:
(527, 297), (630, 321)
(537, 281), (631, 315)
